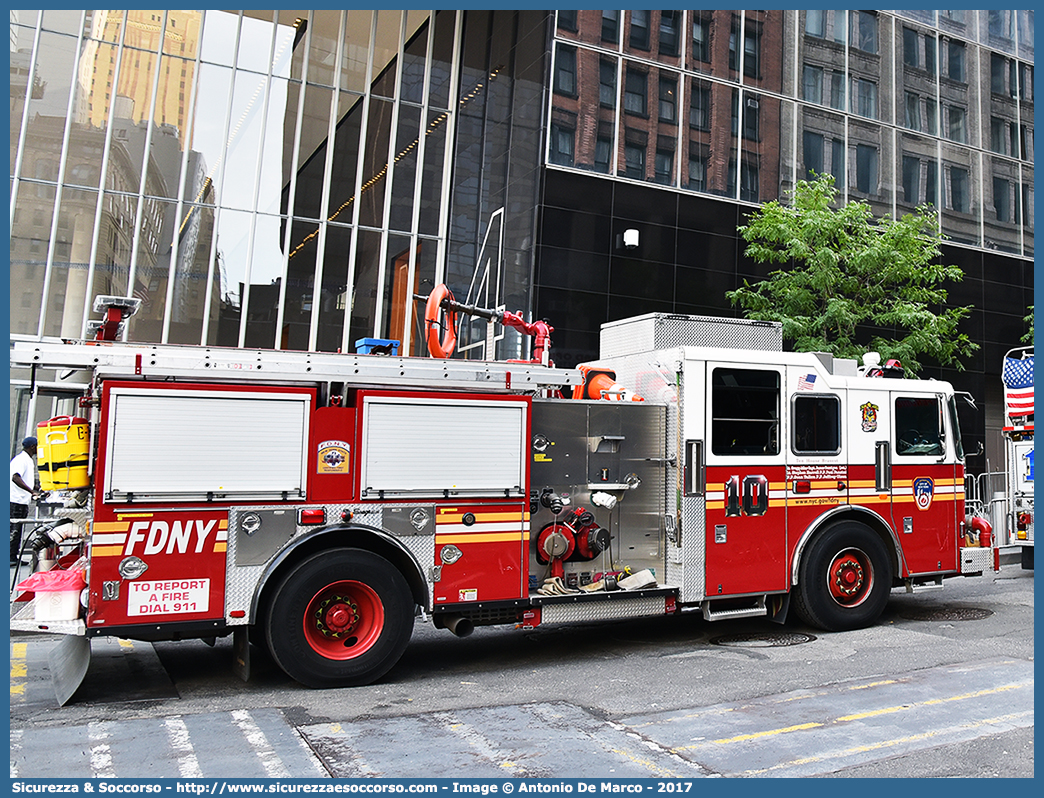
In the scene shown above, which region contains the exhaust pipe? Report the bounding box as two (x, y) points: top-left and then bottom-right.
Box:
(436, 614), (474, 638)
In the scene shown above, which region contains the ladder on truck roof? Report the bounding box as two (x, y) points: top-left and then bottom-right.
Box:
(10, 337), (582, 393)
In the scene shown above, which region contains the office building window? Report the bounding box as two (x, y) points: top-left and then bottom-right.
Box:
(655, 145), (675, 185)
(1020, 126), (1033, 161)
(557, 11), (577, 32)
(856, 144), (878, 194)
(950, 166), (969, 213)
(731, 91), (761, 139)
(1020, 184), (1032, 226)
(688, 150), (707, 192)
(926, 160), (938, 206)
(692, 16), (710, 62)
(992, 54), (1007, 94)
(994, 177), (1011, 222)
(806, 10), (826, 38)
(727, 159), (760, 202)
(905, 92), (920, 130)
(830, 72), (846, 110)
(947, 106), (967, 144)
(989, 10), (1013, 42)
(630, 10), (650, 50)
(804, 131), (825, 178)
(602, 11), (619, 43)
(925, 35), (936, 76)
(1018, 64), (1033, 101)
(600, 59), (617, 107)
(594, 137), (612, 174)
(852, 78), (877, 119)
(729, 18), (762, 78)
(624, 142), (645, 179)
(659, 75), (677, 122)
(926, 99), (938, 135)
(693, 84), (709, 130)
(554, 46), (577, 96)
(852, 12), (877, 54)
(659, 11), (680, 56)
(903, 28), (919, 68)
(902, 155), (920, 204)
(549, 122), (575, 166)
(948, 40), (965, 82)
(624, 68), (647, 116)
(742, 95), (760, 141)
(991, 117), (1009, 154)
(690, 84), (710, 130)
(831, 139), (846, 189)
(803, 65), (823, 104)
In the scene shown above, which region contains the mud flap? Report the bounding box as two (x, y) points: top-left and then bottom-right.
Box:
(768, 592), (791, 625)
(49, 636), (91, 706)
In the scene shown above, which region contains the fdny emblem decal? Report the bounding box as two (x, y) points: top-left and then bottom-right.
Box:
(860, 402), (879, 432)
(318, 440), (350, 474)
(913, 477), (935, 511)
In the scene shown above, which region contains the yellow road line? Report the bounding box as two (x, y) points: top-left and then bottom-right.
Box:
(677, 682), (1029, 750)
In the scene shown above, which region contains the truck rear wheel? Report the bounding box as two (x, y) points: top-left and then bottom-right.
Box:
(264, 548), (414, 687)
(794, 522), (892, 632)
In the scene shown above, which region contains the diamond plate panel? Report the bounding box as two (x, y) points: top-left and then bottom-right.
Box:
(540, 595), (668, 624)
(225, 505), (438, 624)
(958, 546), (993, 574)
(601, 313), (782, 358)
(680, 495), (706, 602)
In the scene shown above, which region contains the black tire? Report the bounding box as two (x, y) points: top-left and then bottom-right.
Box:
(264, 548), (414, 688)
(793, 521), (892, 632)
(1021, 546), (1033, 570)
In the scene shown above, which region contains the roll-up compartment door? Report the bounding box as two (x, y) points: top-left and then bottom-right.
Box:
(105, 387), (311, 501)
(360, 394), (528, 498)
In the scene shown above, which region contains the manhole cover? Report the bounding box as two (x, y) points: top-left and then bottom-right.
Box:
(710, 632), (816, 648)
(899, 607), (993, 622)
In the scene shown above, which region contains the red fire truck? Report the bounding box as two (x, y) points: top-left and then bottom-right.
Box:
(10, 294), (994, 702)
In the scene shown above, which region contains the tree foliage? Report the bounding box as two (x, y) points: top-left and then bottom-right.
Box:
(726, 174), (976, 376)
(1022, 306), (1034, 344)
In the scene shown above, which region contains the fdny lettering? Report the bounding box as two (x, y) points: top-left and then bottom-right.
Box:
(125, 519), (218, 556)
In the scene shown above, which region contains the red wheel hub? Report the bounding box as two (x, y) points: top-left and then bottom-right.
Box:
(827, 548), (873, 607)
(304, 580), (385, 660)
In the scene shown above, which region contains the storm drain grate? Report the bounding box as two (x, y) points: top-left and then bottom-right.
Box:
(899, 606), (993, 622)
(710, 632), (816, 648)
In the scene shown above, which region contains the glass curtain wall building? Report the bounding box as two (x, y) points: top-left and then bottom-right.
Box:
(10, 9), (543, 357)
(8, 9), (1035, 461)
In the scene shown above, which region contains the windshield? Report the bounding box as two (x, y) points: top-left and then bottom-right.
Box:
(947, 396), (965, 461)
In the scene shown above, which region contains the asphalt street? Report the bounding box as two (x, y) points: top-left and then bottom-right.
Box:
(9, 563), (1034, 779)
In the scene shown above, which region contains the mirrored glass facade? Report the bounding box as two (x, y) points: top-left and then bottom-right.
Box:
(10, 9), (545, 358)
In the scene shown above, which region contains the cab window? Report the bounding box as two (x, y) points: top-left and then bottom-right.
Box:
(712, 368), (780, 455)
(895, 396), (943, 455)
(792, 395), (841, 454)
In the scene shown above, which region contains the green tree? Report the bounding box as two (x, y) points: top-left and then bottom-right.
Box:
(1022, 306), (1034, 344)
(726, 174), (976, 376)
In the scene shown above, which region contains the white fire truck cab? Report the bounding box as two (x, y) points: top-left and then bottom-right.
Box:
(10, 303), (991, 702)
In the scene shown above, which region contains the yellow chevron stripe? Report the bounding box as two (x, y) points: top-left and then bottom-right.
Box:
(437, 511), (525, 524)
(436, 532), (526, 544)
(92, 521), (130, 532)
(91, 545), (124, 557)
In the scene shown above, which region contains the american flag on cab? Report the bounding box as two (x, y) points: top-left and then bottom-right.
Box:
(1002, 353), (1034, 418)
(797, 373), (816, 391)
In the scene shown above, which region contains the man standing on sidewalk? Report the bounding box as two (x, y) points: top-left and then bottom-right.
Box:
(11, 436), (42, 565)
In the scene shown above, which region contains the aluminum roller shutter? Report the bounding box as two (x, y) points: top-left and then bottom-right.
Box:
(105, 388), (310, 501)
(361, 396), (527, 497)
